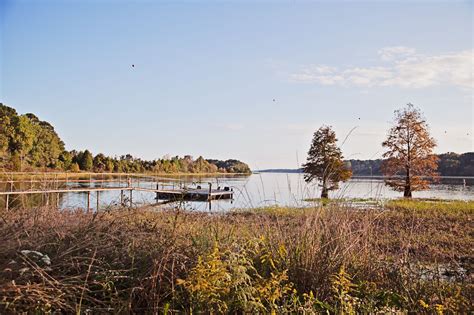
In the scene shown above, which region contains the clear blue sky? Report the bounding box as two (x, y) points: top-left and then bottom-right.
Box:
(1, 0), (472, 169)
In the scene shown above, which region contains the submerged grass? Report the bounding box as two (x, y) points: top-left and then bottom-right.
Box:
(0, 201), (472, 313)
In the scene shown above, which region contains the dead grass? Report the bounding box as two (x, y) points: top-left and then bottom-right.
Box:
(0, 202), (472, 313)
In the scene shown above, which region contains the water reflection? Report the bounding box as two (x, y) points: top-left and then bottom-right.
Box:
(1, 173), (473, 211)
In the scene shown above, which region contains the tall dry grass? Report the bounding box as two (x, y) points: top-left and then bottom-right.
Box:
(0, 202), (472, 313)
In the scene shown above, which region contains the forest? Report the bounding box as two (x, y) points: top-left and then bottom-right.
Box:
(348, 152), (474, 177)
(0, 103), (251, 174)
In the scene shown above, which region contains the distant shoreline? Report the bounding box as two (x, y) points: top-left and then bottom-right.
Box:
(255, 152), (474, 177)
(254, 171), (474, 179)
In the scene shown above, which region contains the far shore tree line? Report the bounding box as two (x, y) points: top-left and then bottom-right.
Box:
(67, 151), (251, 174)
(0, 103), (251, 174)
(259, 152), (474, 177)
(303, 103), (450, 199)
(348, 152), (474, 177)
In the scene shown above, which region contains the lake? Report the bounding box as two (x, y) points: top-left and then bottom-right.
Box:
(3, 173), (472, 211)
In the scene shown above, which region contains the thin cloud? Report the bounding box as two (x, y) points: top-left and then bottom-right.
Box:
(378, 46), (417, 61)
(290, 48), (473, 90)
(220, 123), (245, 131)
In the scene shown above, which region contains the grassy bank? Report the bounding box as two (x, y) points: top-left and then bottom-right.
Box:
(1, 202), (472, 313)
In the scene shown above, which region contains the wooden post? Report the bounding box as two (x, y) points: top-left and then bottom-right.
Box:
(5, 194), (9, 211)
(56, 193), (60, 208)
(120, 190), (124, 205)
(96, 191), (100, 211)
(87, 191), (91, 211)
(156, 183), (159, 201)
(129, 189), (133, 207)
(208, 183), (212, 201)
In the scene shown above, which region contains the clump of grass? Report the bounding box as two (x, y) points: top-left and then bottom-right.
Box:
(303, 197), (381, 206)
(0, 202), (472, 313)
(386, 198), (474, 216)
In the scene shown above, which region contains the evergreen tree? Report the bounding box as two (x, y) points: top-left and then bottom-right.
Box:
(80, 150), (94, 171)
(303, 126), (352, 199)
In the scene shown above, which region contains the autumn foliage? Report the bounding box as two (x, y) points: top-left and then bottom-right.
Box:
(381, 104), (439, 197)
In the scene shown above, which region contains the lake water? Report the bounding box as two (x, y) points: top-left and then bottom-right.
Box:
(3, 173), (471, 212)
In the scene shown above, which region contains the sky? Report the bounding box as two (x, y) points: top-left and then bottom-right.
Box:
(1, 0), (472, 169)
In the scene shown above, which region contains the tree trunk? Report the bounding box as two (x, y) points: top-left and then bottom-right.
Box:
(404, 169), (412, 198)
(321, 187), (329, 199)
(403, 185), (412, 198)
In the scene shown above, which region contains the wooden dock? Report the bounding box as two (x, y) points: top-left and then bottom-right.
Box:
(137, 187), (233, 201)
(0, 178), (234, 210)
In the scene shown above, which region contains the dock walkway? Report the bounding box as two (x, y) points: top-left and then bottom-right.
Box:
(0, 176), (234, 210)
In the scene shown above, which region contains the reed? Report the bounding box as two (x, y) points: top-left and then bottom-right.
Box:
(0, 201), (472, 313)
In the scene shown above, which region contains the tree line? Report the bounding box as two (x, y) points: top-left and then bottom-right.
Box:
(0, 103), (251, 174)
(259, 152), (474, 177)
(69, 152), (251, 174)
(348, 152), (474, 177)
(303, 103), (458, 198)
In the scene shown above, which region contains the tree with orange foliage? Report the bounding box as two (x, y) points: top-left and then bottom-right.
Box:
(382, 104), (439, 198)
(303, 126), (352, 199)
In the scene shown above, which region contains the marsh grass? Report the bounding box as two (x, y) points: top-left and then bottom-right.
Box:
(386, 198), (474, 215)
(303, 197), (382, 206)
(0, 201), (472, 313)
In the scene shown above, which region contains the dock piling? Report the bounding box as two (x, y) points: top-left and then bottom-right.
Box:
(156, 183), (159, 201)
(208, 183), (212, 201)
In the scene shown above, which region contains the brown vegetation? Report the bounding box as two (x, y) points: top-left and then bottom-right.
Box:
(0, 202), (472, 313)
(382, 104), (439, 198)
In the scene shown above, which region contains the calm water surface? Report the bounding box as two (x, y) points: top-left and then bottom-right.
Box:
(56, 173), (474, 211)
(2, 173), (473, 211)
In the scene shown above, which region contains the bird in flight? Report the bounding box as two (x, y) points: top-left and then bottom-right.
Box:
(272, 99), (276, 102)
(131, 64), (135, 68)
